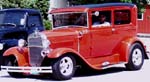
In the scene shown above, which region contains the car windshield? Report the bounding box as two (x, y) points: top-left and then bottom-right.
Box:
(0, 11), (26, 27)
(52, 12), (87, 28)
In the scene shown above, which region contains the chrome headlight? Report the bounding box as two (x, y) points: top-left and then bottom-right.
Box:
(39, 32), (51, 49)
(40, 33), (51, 57)
(42, 39), (50, 49)
(41, 48), (51, 57)
(40, 33), (47, 40)
(0, 43), (4, 50)
(18, 39), (26, 47)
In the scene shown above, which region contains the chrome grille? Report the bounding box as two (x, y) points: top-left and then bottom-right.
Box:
(28, 35), (42, 47)
(29, 47), (43, 67)
(28, 33), (44, 67)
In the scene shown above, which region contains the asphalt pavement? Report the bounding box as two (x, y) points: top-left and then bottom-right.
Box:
(0, 59), (150, 82)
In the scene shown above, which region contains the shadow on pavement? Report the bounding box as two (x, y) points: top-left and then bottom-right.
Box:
(0, 67), (128, 81)
(74, 67), (127, 77)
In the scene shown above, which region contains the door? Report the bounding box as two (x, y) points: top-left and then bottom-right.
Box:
(91, 9), (134, 58)
(91, 10), (115, 57)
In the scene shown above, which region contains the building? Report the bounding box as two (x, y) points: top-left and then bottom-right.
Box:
(137, 3), (150, 52)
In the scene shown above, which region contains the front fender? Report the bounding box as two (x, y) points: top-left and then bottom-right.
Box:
(47, 48), (80, 58)
(3, 47), (29, 66)
(47, 48), (110, 70)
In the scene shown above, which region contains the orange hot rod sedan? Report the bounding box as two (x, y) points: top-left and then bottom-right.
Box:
(1, 3), (149, 80)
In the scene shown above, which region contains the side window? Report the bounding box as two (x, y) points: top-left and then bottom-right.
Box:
(114, 10), (131, 25)
(138, 13), (143, 20)
(27, 15), (42, 27)
(92, 11), (111, 27)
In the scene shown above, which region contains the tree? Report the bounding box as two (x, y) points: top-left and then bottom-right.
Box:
(73, 0), (148, 13)
(73, 0), (147, 5)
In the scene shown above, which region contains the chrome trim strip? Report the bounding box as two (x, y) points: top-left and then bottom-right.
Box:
(77, 33), (80, 53)
(101, 62), (127, 69)
(28, 45), (43, 48)
(1, 66), (52, 73)
(87, 12), (89, 28)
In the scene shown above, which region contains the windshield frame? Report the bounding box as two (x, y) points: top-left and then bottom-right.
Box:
(51, 12), (89, 29)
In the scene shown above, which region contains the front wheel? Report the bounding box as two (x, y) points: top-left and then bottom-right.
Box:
(125, 43), (144, 70)
(4, 56), (24, 78)
(51, 55), (76, 80)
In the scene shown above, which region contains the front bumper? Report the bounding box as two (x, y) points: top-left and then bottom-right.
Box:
(1, 66), (52, 74)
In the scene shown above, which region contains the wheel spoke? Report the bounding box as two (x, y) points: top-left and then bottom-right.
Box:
(126, 44), (144, 70)
(132, 48), (142, 66)
(59, 56), (73, 76)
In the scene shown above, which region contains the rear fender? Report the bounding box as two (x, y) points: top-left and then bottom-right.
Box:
(3, 47), (29, 66)
(118, 37), (146, 62)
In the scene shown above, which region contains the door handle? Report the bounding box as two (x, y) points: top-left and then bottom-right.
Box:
(78, 31), (83, 38)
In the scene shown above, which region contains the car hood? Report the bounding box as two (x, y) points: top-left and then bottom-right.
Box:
(0, 27), (18, 40)
(42, 27), (89, 49)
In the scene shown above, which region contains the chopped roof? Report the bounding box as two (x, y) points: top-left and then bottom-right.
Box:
(50, 3), (135, 13)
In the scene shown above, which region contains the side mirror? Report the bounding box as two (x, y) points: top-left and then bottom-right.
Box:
(20, 18), (25, 25)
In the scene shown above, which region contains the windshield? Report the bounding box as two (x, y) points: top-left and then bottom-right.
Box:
(52, 12), (87, 28)
(0, 11), (26, 27)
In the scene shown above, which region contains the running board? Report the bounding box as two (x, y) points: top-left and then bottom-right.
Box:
(101, 62), (126, 69)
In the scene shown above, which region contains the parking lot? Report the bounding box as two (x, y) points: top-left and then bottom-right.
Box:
(0, 59), (150, 82)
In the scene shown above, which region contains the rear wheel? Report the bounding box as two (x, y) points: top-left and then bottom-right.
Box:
(51, 55), (76, 80)
(125, 43), (144, 70)
(4, 56), (23, 78)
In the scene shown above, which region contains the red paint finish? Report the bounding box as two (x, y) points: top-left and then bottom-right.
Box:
(3, 47), (29, 66)
(3, 3), (144, 71)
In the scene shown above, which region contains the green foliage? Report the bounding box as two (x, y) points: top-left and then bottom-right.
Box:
(73, 0), (122, 5)
(120, 0), (132, 3)
(74, 0), (147, 13)
(43, 19), (51, 30)
(74, 0), (147, 5)
(73, 0), (101, 5)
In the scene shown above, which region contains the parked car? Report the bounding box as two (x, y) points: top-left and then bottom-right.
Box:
(1, 3), (148, 80)
(0, 8), (44, 68)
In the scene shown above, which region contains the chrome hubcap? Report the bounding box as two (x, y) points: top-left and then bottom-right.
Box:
(59, 57), (73, 76)
(132, 48), (142, 66)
